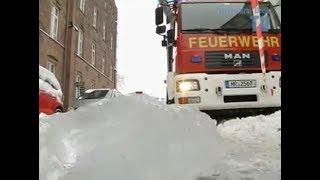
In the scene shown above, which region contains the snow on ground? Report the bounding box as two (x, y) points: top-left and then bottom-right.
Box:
(216, 111), (281, 180)
(40, 94), (281, 180)
(218, 111), (281, 147)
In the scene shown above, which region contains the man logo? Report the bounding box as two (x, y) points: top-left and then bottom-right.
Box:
(234, 60), (242, 67)
(224, 53), (251, 60)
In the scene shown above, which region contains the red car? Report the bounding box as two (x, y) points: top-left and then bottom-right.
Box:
(39, 66), (64, 115)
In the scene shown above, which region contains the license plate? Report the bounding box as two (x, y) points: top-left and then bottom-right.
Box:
(225, 80), (256, 88)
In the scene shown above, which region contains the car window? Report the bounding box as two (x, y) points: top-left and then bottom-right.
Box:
(81, 90), (109, 99)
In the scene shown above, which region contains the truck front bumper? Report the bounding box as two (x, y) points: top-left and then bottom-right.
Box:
(174, 72), (281, 110)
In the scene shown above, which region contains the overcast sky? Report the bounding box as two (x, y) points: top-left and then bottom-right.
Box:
(115, 0), (167, 98)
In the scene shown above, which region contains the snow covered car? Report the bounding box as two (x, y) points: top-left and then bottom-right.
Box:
(73, 89), (122, 109)
(39, 65), (64, 115)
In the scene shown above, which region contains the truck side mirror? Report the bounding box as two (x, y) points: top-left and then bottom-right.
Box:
(155, 7), (164, 25)
(156, 25), (166, 35)
(167, 29), (175, 44)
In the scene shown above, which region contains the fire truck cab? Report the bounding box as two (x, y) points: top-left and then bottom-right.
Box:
(155, 0), (281, 114)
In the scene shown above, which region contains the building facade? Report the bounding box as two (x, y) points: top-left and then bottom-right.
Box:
(39, 0), (117, 109)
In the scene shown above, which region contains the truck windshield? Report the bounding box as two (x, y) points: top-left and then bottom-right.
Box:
(181, 2), (280, 33)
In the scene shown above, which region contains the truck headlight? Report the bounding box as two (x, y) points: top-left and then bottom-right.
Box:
(176, 80), (200, 92)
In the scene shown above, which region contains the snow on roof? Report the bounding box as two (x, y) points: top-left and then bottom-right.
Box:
(39, 65), (63, 103)
(85, 88), (111, 93)
(39, 65), (61, 91)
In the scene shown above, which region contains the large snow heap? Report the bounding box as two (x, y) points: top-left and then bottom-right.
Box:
(40, 94), (227, 180)
(39, 94), (281, 180)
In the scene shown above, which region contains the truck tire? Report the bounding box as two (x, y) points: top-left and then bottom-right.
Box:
(55, 108), (62, 113)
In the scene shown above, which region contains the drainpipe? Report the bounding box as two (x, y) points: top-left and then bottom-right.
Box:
(62, 0), (71, 106)
(62, 0), (76, 109)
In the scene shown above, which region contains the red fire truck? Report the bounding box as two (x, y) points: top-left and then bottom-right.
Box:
(155, 0), (281, 116)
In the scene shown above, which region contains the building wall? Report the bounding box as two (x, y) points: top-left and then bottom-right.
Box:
(39, 0), (118, 109)
(72, 0), (117, 101)
(39, 0), (68, 85)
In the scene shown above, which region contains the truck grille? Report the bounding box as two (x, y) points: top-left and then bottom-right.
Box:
(205, 51), (263, 69)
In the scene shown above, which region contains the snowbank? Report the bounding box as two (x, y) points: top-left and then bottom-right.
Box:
(39, 94), (281, 180)
(218, 111), (281, 147)
(39, 65), (63, 103)
(40, 95), (227, 180)
(216, 111), (281, 180)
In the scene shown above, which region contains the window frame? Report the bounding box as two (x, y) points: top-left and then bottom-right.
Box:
(79, 0), (86, 13)
(91, 80), (95, 89)
(93, 6), (97, 28)
(102, 22), (106, 41)
(102, 57), (105, 73)
(47, 60), (56, 74)
(50, 5), (59, 40)
(75, 74), (82, 99)
(91, 43), (96, 66)
(110, 34), (113, 50)
(77, 28), (84, 57)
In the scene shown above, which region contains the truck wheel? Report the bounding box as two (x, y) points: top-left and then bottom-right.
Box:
(55, 108), (62, 113)
(167, 99), (175, 104)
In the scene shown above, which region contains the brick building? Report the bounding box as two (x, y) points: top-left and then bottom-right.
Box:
(39, 0), (117, 109)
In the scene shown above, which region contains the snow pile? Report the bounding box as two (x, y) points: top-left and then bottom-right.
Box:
(218, 111), (281, 147)
(40, 94), (227, 180)
(39, 65), (63, 103)
(39, 94), (281, 180)
(216, 111), (281, 180)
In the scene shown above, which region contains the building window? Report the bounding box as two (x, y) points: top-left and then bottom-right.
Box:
(47, 61), (56, 74)
(102, 58), (105, 73)
(109, 66), (113, 80)
(50, 5), (59, 40)
(79, 0), (86, 13)
(91, 80), (95, 89)
(110, 34), (113, 50)
(102, 22), (106, 41)
(75, 74), (82, 99)
(77, 28), (83, 57)
(91, 43), (96, 66)
(93, 6), (97, 28)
